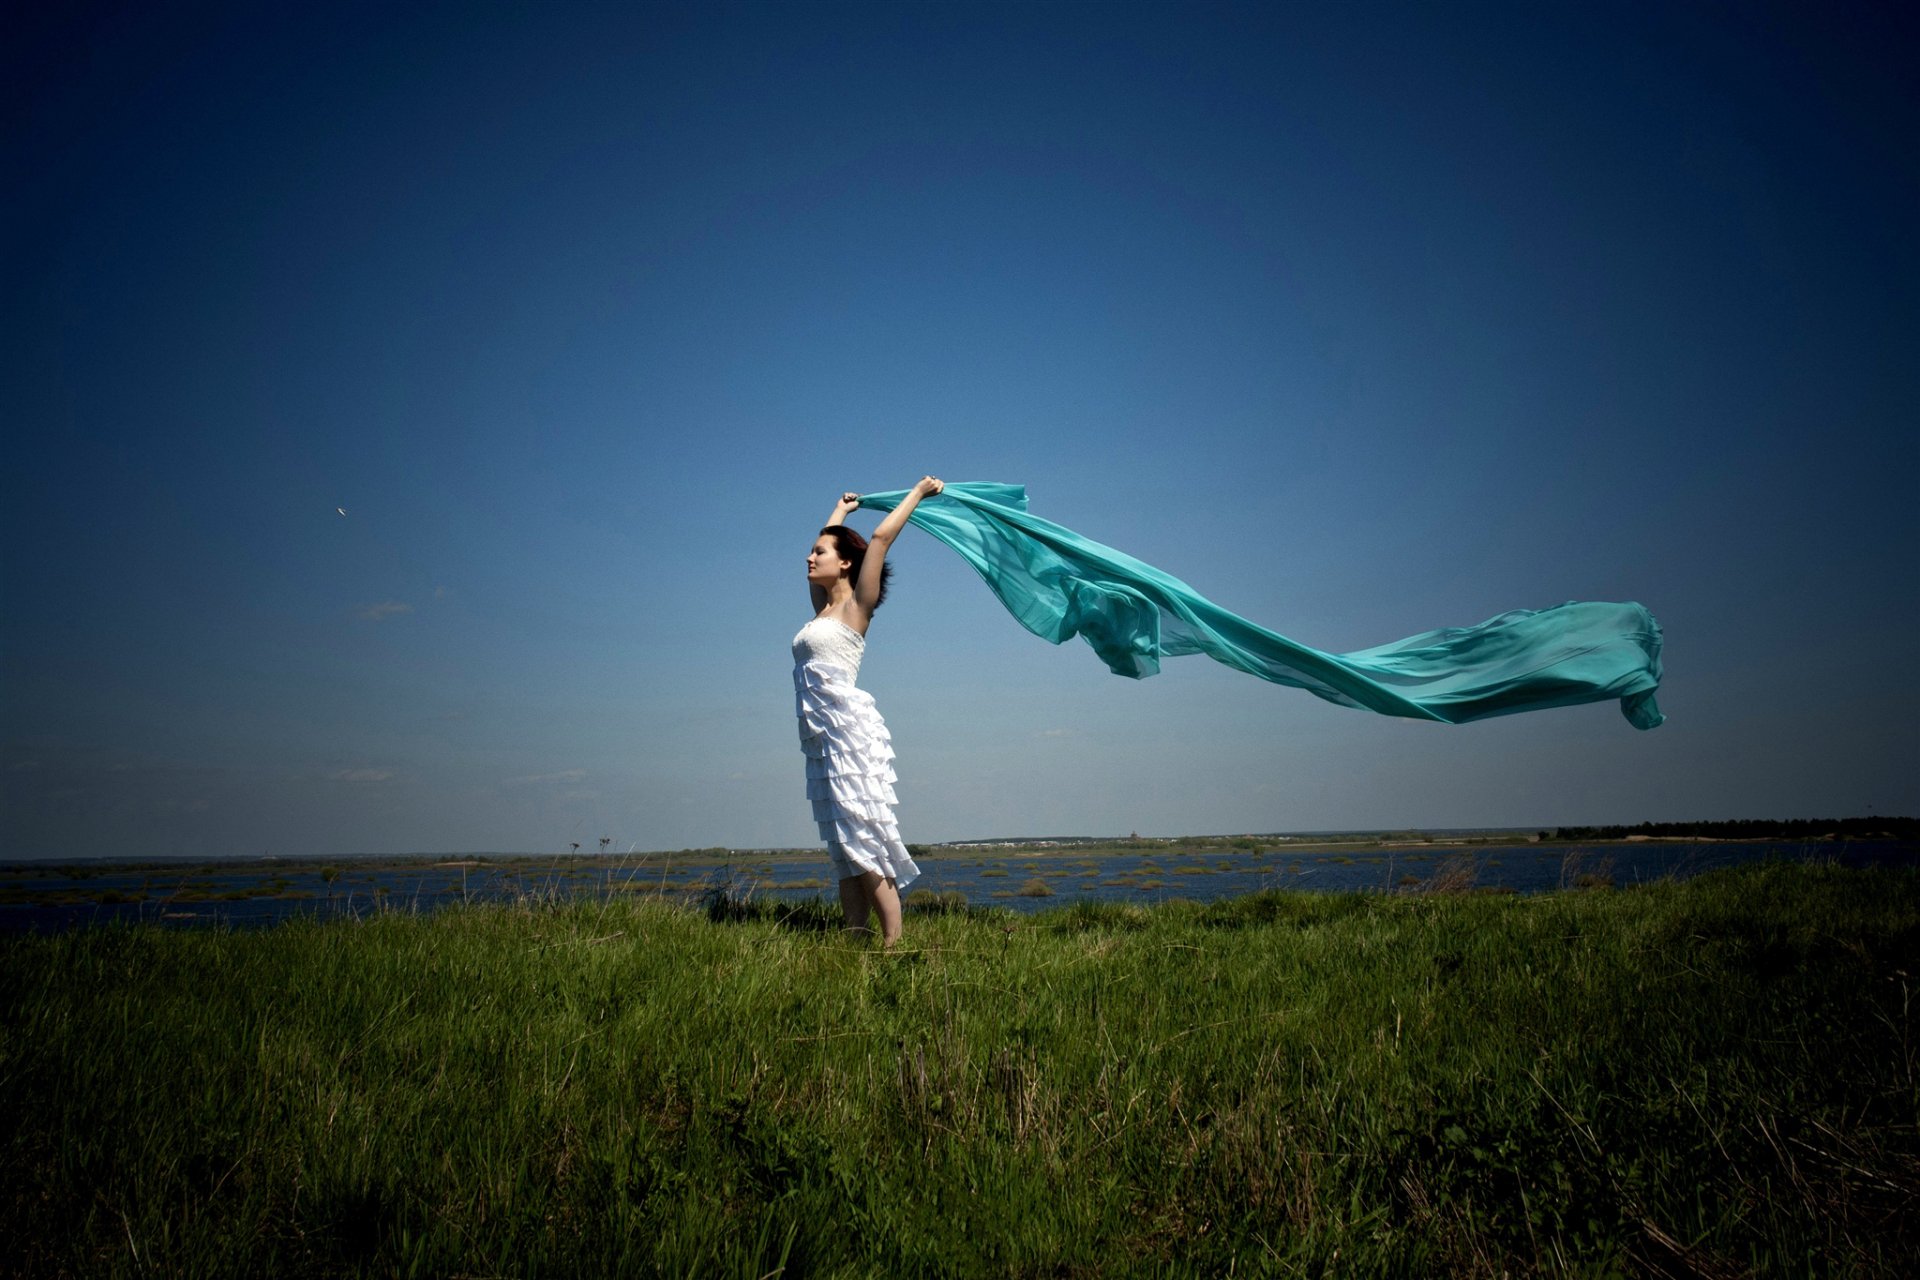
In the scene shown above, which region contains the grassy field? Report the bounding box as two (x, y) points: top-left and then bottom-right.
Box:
(3, 863), (1916, 1277)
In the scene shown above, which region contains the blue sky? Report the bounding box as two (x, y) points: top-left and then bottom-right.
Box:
(5, 1), (1915, 857)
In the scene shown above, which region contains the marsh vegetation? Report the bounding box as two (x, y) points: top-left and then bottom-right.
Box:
(4, 863), (1917, 1275)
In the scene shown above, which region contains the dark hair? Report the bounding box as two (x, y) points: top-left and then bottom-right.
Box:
(819, 525), (892, 608)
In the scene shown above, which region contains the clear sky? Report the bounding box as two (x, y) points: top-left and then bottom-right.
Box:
(5, 1), (1915, 858)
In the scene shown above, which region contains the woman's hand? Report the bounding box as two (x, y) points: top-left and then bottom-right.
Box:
(824, 491), (862, 530)
(913, 476), (944, 497)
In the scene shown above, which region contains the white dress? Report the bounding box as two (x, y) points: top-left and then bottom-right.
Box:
(792, 616), (921, 887)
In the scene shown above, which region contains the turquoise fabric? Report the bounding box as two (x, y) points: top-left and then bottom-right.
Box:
(859, 483), (1664, 728)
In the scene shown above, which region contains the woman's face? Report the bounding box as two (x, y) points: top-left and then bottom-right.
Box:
(807, 536), (850, 585)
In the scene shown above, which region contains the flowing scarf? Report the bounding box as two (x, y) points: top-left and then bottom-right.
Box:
(859, 483), (1664, 728)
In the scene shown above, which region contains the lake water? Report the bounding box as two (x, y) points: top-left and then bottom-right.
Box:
(3, 840), (1914, 933)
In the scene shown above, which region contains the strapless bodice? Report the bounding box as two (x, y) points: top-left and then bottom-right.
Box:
(792, 615), (865, 681)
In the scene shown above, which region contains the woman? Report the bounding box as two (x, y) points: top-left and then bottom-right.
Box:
(794, 476), (943, 944)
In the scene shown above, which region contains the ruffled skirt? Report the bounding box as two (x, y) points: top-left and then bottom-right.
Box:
(794, 661), (920, 887)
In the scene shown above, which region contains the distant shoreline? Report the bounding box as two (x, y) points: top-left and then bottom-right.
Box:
(3, 822), (1911, 874)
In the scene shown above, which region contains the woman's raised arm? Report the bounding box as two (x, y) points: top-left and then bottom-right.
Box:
(810, 492), (862, 611)
(853, 476), (942, 613)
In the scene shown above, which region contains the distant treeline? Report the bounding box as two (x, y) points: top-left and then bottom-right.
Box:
(1551, 817), (1918, 841)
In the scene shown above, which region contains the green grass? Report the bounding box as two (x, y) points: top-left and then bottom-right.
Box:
(3, 863), (1917, 1277)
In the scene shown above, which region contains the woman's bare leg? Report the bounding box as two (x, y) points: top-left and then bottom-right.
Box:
(869, 874), (903, 945)
(838, 874), (872, 938)
(837, 871), (902, 944)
